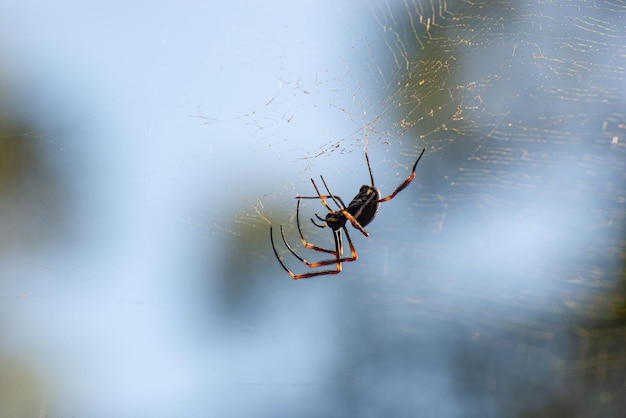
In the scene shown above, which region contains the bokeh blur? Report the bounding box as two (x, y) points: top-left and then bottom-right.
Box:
(0, 1), (625, 417)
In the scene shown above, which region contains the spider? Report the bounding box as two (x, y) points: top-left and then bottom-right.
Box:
(270, 147), (426, 280)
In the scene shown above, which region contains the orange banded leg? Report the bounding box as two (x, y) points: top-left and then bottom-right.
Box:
(280, 227), (357, 268)
(375, 148), (425, 203)
(269, 226), (358, 280)
(294, 199), (336, 254)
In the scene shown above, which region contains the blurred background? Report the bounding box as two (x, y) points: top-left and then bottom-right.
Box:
(0, 0), (625, 417)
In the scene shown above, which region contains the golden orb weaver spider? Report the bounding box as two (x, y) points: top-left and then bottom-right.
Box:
(270, 148), (426, 279)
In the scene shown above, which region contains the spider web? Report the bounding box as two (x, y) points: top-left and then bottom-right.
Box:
(1, 0), (625, 416)
(242, 1), (626, 415)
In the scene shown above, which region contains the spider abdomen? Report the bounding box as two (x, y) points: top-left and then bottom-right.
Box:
(346, 185), (380, 228)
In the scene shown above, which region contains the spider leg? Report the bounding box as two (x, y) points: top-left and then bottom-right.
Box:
(296, 180), (347, 216)
(279, 234), (342, 280)
(337, 230), (344, 256)
(339, 208), (370, 237)
(296, 194), (347, 208)
(280, 225), (328, 263)
(270, 225), (336, 280)
(272, 227), (358, 279)
(375, 148), (425, 203)
(310, 216), (326, 228)
(296, 177), (347, 207)
(294, 200), (336, 254)
(318, 176), (347, 210)
(314, 213), (326, 222)
(281, 225), (358, 268)
(270, 224), (304, 279)
(364, 151), (375, 186)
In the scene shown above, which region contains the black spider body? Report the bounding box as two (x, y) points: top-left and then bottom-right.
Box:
(323, 185), (381, 231)
(270, 148), (425, 279)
